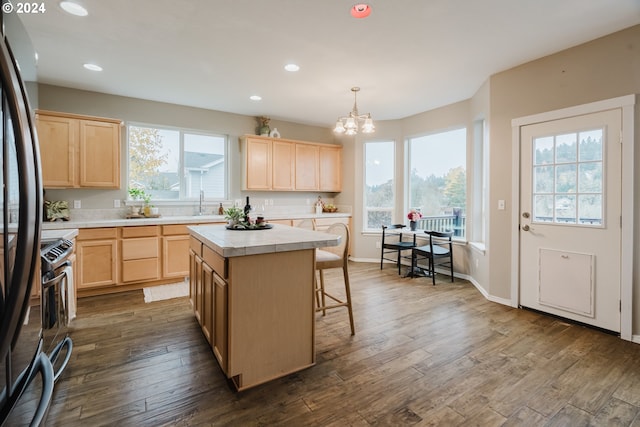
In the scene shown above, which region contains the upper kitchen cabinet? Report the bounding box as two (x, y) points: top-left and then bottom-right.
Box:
(36, 110), (122, 189)
(243, 135), (341, 192)
(244, 136), (273, 190)
(318, 145), (342, 192)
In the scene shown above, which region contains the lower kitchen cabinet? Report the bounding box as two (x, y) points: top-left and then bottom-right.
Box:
(121, 226), (160, 283)
(202, 262), (214, 344)
(76, 228), (117, 290)
(189, 236), (229, 373)
(212, 272), (228, 371)
(162, 225), (191, 278)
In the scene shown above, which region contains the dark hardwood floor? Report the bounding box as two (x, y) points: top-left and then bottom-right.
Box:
(11, 262), (640, 426)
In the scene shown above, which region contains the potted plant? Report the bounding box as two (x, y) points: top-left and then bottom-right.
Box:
(224, 206), (244, 226)
(128, 187), (147, 215)
(142, 192), (153, 216)
(407, 208), (422, 231)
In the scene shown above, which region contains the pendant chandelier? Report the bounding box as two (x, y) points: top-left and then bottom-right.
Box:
(333, 87), (375, 136)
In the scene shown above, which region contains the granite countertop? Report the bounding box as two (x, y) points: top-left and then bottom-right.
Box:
(188, 224), (340, 257)
(42, 228), (79, 241)
(41, 212), (351, 230)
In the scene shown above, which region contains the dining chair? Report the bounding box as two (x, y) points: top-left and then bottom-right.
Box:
(381, 224), (417, 275)
(315, 222), (354, 335)
(411, 230), (454, 285)
(296, 218), (316, 230)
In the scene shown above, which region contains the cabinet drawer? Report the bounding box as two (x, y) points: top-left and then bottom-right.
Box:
(122, 258), (159, 282)
(203, 246), (226, 278)
(78, 227), (117, 240)
(190, 236), (203, 256)
(121, 225), (159, 238)
(122, 237), (159, 260)
(162, 224), (189, 235)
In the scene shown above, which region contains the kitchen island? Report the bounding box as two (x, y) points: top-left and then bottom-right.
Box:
(187, 224), (340, 391)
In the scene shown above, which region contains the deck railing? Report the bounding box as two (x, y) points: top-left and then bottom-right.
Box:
(417, 214), (466, 238)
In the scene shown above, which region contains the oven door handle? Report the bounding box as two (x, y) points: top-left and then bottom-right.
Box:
(42, 261), (71, 289)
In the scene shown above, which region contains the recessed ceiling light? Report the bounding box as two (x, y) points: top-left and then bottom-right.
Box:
(60, 1), (88, 16)
(284, 63), (300, 72)
(351, 4), (371, 18)
(83, 63), (102, 71)
(250, 95), (262, 101)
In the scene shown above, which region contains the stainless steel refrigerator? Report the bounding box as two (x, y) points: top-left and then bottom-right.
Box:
(0, 10), (48, 426)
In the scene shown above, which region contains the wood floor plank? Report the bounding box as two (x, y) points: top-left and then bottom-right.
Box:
(9, 261), (640, 426)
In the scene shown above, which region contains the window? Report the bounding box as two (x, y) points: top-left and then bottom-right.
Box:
(408, 128), (467, 238)
(364, 141), (395, 230)
(471, 119), (487, 243)
(532, 129), (603, 225)
(128, 124), (227, 200)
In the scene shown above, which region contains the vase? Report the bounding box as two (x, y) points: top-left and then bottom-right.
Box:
(410, 221), (417, 231)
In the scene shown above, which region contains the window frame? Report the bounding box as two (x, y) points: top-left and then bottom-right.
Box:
(127, 122), (229, 202)
(406, 127), (468, 240)
(363, 139), (396, 232)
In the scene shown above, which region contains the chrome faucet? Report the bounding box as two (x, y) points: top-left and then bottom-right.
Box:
(198, 190), (204, 215)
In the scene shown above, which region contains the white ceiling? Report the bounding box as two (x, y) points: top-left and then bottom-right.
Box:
(18, 0), (640, 128)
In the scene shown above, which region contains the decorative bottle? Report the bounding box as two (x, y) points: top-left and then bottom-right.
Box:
(218, 203), (224, 215)
(243, 196), (251, 222)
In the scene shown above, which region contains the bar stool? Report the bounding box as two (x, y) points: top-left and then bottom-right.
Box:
(315, 222), (354, 335)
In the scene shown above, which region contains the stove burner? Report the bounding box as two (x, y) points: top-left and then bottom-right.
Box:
(40, 239), (74, 272)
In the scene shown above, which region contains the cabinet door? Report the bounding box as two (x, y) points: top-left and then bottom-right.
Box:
(245, 137), (271, 190)
(272, 140), (295, 190)
(77, 239), (117, 289)
(213, 272), (228, 372)
(189, 249), (197, 308)
(202, 262), (214, 345)
(79, 120), (120, 188)
(194, 254), (203, 324)
(295, 143), (319, 190)
(36, 114), (77, 188)
(319, 145), (342, 192)
(162, 235), (190, 278)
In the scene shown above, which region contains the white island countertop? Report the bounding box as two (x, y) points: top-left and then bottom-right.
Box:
(188, 223), (340, 257)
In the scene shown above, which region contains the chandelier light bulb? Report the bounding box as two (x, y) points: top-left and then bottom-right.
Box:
(333, 87), (375, 136)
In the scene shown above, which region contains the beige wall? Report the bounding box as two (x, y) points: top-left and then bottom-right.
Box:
(486, 24), (640, 309)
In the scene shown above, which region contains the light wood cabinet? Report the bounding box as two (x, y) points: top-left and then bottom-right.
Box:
(190, 235), (229, 370)
(36, 110), (121, 189)
(121, 226), (160, 283)
(202, 262), (214, 344)
(245, 137), (272, 190)
(295, 143), (319, 191)
(162, 225), (190, 278)
(272, 140), (295, 190)
(319, 145), (342, 192)
(77, 228), (118, 290)
(243, 135), (341, 192)
(213, 272), (228, 371)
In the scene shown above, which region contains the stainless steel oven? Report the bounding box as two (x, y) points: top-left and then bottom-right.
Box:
(39, 238), (74, 381)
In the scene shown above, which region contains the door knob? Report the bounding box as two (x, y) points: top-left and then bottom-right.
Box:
(522, 224), (530, 231)
(522, 212), (530, 218)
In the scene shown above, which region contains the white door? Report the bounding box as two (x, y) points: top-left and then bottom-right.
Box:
(519, 108), (621, 332)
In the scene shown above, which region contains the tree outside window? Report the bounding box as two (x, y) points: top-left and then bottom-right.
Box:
(364, 141), (395, 230)
(128, 124), (227, 201)
(408, 128), (467, 237)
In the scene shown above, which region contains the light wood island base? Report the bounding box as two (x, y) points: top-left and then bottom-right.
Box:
(188, 224), (339, 391)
